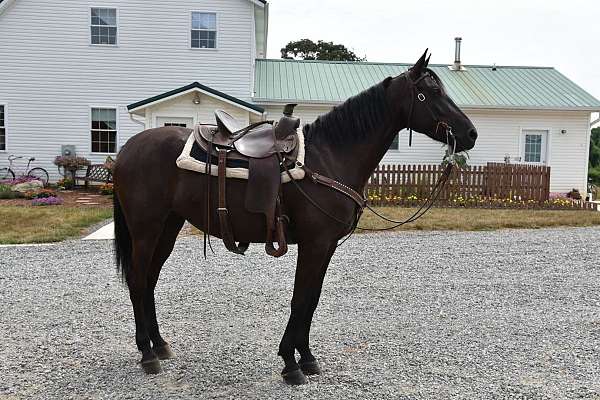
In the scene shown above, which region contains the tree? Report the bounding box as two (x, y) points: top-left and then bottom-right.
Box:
(281, 39), (366, 61)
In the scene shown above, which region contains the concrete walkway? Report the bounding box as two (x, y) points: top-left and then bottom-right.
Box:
(82, 221), (114, 240)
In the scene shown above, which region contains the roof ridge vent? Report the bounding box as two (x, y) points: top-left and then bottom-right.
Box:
(449, 37), (466, 71)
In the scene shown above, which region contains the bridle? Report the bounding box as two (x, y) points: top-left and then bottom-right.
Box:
(282, 70), (458, 244)
(405, 69), (456, 151)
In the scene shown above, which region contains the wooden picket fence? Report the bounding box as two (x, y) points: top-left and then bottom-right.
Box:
(365, 163), (579, 209)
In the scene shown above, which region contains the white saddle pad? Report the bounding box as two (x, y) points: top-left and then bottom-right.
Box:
(176, 126), (306, 183)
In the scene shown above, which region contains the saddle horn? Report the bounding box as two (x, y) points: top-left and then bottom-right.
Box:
(283, 104), (298, 117)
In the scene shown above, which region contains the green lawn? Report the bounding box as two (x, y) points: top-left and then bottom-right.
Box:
(1, 205), (599, 245)
(0, 206), (113, 245)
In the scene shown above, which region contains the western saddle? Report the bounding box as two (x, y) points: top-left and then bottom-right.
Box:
(194, 104), (301, 257)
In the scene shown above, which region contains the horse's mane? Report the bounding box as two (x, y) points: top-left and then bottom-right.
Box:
(303, 80), (391, 147)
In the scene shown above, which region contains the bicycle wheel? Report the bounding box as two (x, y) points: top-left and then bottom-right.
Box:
(0, 168), (15, 181)
(28, 167), (49, 186)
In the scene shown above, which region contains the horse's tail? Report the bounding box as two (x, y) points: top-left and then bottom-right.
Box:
(113, 193), (132, 283)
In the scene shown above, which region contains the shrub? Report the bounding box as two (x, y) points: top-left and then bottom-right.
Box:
(23, 189), (58, 200)
(31, 196), (63, 206)
(99, 183), (114, 195)
(57, 177), (75, 190)
(0, 183), (24, 199)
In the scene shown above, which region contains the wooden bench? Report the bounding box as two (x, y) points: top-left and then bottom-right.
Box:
(75, 164), (113, 188)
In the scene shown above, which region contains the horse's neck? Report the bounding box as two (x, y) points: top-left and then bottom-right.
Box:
(306, 125), (399, 192)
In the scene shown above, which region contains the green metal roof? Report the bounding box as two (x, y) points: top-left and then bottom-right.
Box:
(253, 59), (600, 111)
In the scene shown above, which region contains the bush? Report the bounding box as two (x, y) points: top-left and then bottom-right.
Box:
(99, 183), (114, 195)
(0, 183), (24, 199)
(23, 189), (58, 200)
(589, 166), (600, 185)
(57, 177), (75, 190)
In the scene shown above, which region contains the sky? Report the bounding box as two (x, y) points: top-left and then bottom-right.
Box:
(266, 0), (600, 105)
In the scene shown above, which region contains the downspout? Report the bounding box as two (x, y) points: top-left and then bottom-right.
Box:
(129, 113), (146, 128)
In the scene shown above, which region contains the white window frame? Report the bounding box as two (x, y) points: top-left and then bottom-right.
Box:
(519, 128), (549, 165)
(190, 11), (218, 50)
(90, 6), (119, 47)
(0, 103), (6, 152)
(89, 106), (119, 155)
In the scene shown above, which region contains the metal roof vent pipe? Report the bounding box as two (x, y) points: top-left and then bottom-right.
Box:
(449, 37), (466, 71)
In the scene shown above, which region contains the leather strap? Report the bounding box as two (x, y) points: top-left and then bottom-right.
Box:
(217, 149), (248, 255)
(302, 166), (366, 209)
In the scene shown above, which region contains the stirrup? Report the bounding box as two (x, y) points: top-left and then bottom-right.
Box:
(265, 216), (288, 257)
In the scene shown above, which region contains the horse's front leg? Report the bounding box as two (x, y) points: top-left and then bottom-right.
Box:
(279, 240), (337, 385)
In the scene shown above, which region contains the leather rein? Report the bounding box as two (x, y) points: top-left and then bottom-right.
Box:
(282, 71), (457, 241)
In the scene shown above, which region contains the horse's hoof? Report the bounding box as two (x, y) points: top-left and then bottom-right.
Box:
(141, 358), (162, 375)
(299, 360), (322, 376)
(153, 344), (175, 360)
(282, 368), (308, 385)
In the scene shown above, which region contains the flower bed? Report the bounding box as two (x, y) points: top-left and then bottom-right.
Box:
(31, 196), (63, 206)
(367, 193), (598, 211)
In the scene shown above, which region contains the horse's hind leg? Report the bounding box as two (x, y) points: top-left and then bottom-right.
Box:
(128, 226), (164, 374)
(145, 213), (185, 360)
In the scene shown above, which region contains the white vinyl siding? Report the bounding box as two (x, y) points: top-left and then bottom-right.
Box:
(191, 12), (217, 49)
(91, 108), (117, 153)
(261, 105), (591, 193)
(90, 7), (117, 45)
(0, 0), (256, 181)
(0, 105), (5, 151)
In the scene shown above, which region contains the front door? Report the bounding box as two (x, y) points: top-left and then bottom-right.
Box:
(156, 117), (194, 128)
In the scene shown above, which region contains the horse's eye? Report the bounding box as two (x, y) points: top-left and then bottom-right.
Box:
(433, 87), (442, 94)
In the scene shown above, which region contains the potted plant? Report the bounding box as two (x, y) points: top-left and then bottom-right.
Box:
(54, 155), (91, 181)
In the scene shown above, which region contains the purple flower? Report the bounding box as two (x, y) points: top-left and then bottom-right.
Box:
(0, 176), (40, 185)
(31, 196), (63, 206)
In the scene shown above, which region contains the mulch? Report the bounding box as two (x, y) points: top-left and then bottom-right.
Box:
(0, 190), (113, 208)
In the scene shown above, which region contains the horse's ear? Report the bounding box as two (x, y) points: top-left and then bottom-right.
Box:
(410, 49), (429, 78)
(425, 54), (431, 68)
(382, 76), (393, 88)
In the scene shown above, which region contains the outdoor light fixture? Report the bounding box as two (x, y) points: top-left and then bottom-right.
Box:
(193, 93), (201, 105)
(561, 129), (567, 134)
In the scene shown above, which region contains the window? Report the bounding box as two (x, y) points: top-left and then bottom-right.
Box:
(157, 117), (193, 128)
(91, 108), (117, 153)
(164, 123), (188, 127)
(0, 105), (5, 151)
(191, 12), (216, 49)
(521, 129), (548, 164)
(91, 8), (117, 45)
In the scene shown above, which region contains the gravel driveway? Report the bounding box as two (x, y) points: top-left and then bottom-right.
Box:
(1, 227), (599, 399)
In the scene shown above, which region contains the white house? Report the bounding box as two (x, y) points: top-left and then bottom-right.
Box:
(1, 0), (600, 193)
(0, 0), (268, 178)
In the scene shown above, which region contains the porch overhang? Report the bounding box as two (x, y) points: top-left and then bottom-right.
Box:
(127, 82), (265, 117)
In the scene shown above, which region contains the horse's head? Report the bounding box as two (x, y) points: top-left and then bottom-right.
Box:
(385, 50), (477, 153)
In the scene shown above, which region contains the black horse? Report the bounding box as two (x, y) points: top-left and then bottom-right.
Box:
(113, 50), (477, 385)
